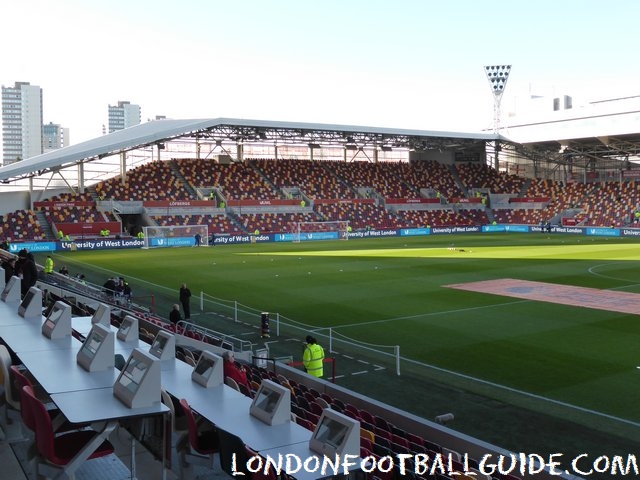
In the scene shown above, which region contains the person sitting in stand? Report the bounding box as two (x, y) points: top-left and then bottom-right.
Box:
(169, 304), (182, 325)
(223, 350), (251, 391)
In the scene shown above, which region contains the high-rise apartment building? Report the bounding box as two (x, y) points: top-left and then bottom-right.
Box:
(1, 81), (43, 165)
(108, 100), (141, 133)
(42, 122), (70, 152)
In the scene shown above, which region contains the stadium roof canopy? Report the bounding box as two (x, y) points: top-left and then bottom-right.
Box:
(3, 116), (640, 188)
(0, 118), (501, 184)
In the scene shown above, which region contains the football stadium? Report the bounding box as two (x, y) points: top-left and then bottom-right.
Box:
(2, 107), (640, 480)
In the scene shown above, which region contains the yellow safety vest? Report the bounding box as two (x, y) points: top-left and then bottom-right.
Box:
(303, 343), (325, 377)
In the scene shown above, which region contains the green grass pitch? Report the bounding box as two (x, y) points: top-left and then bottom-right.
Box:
(49, 233), (640, 431)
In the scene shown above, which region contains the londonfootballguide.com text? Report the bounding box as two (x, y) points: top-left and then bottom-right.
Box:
(230, 452), (640, 477)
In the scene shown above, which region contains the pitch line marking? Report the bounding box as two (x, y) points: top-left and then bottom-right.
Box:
(332, 299), (530, 330)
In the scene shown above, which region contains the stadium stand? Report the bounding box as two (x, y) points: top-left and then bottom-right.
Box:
(96, 161), (192, 201)
(175, 158), (279, 201)
(4, 123), (640, 479)
(253, 158), (357, 200)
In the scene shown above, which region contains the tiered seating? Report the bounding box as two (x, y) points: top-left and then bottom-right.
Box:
(456, 163), (526, 194)
(315, 202), (404, 230)
(48, 191), (94, 202)
(96, 161), (192, 201)
(174, 159), (278, 200)
(237, 212), (319, 234)
(329, 161), (415, 198)
(572, 181), (640, 226)
(37, 192), (117, 232)
(493, 209), (545, 225)
(457, 208), (490, 225)
(240, 363), (503, 480)
(0, 210), (46, 241)
(400, 161), (465, 199)
(252, 158), (355, 200)
(398, 209), (476, 227)
(41, 205), (113, 225)
(150, 214), (245, 235)
(525, 178), (596, 221)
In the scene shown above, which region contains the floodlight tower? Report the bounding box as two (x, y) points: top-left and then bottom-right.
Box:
(484, 65), (511, 170)
(484, 65), (511, 133)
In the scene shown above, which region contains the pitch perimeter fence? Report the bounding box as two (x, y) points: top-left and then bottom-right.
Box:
(195, 291), (402, 377)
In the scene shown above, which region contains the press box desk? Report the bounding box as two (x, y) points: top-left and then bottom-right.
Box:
(159, 358), (312, 451)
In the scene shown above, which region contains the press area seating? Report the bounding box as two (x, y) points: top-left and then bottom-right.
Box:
(0, 346), (115, 480)
(236, 362), (513, 480)
(179, 398), (219, 472)
(21, 385), (115, 480)
(1, 290), (527, 480)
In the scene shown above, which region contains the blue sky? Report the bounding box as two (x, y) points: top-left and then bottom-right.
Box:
(3, 0), (639, 143)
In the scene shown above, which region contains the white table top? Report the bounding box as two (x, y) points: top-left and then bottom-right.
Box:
(51, 387), (168, 424)
(159, 358), (311, 451)
(0, 309), (41, 327)
(2, 298), (311, 461)
(19, 346), (123, 394)
(0, 299), (21, 320)
(0, 323), (76, 352)
(71, 315), (99, 336)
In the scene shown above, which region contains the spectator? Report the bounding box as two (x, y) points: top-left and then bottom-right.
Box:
(122, 279), (132, 302)
(103, 277), (117, 297)
(222, 350), (250, 391)
(58, 265), (69, 276)
(179, 283), (192, 320)
(20, 252), (38, 297)
(115, 277), (125, 297)
(169, 304), (182, 325)
(1, 257), (15, 284)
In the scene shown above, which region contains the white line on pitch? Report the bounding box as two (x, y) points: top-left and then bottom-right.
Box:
(351, 370), (368, 375)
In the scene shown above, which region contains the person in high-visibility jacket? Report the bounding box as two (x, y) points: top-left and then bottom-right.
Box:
(303, 335), (325, 378)
(44, 255), (54, 274)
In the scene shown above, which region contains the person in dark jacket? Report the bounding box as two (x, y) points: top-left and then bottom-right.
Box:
(179, 283), (192, 320)
(169, 304), (182, 325)
(103, 277), (117, 297)
(20, 252), (38, 297)
(1, 257), (15, 284)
